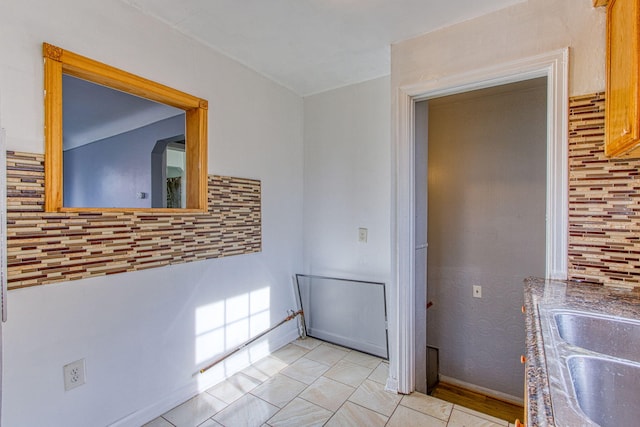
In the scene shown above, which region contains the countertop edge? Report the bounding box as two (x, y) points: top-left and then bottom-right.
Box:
(524, 277), (554, 426)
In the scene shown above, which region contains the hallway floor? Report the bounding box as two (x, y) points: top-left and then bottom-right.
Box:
(144, 337), (518, 427)
(431, 382), (524, 423)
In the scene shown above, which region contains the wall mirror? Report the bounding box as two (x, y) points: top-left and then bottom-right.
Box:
(43, 42), (208, 212)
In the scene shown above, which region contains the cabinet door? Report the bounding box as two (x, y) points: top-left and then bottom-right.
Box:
(605, 0), (640, 157)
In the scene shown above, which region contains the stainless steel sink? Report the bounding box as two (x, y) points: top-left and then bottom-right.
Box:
(568, 356), (640, 427)
(538, 307), (640, 426)
(554, 311), (640, 363)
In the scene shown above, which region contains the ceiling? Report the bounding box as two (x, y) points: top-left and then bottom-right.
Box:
(121, 0), (525, 96)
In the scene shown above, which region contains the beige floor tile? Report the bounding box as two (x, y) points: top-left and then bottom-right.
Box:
(448, 408), (508, 427)
(348, 379), (402, 416)
(250, 374), (307, 408)
(292, 337), (322, 350)
(454, 405), (510, 425)
(243, 356), (288, 381)
(304, 344), (348, 365)
(299, 376), (355, 412)
(157, 339), (516, 427)
(242, 365), (272, 383)
(342, 351), (383, 369)
(213, 394), (279, 427)
(142, 417), (174, 427)
(280, 356), (330, 384)
(163, 393), (227, 427)
(271, 343), (309, 365)
(368, 362), (389, 384)
(323, 359), (373, 387)
(400, 392), (453, 421)
(266, 397), (333, 427)
(325, 401), (388, 427)
(386, 405), (447, 427)
(206, 372), (262, 404)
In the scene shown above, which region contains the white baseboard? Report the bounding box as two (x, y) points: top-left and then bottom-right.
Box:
(109, 327), (301, 426)
(109, 382), (200, 427)
(385, 377), (399, 394)
(438, 375), (524, 406)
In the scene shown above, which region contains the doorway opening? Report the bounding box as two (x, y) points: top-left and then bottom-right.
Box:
(390, 49), (568, 396)
(415, 78), (547, 403)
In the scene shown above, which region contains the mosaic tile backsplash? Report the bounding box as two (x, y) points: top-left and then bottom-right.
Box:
(569, 93), (640, 287)
(6, 151), (261, 290)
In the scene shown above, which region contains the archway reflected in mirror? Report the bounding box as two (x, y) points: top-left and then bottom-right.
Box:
(151, 137), (186, 208)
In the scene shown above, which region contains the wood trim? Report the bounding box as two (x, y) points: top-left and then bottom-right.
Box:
(43, 43), (62, 61)
(42, 42), (209, 213)
(44, 43), (203, 110)
(43, 54), (63, 212)
(186, 107), (208, 210)
(593, 0), (608, 7)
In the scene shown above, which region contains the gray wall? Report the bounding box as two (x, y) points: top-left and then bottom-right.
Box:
(63, 114), (185, 208)
(422, 78), (547, 398)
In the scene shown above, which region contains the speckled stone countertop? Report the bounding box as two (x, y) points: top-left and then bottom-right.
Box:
(523, 277), (640, 426)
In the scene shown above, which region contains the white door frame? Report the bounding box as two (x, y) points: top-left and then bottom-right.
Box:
(390, 49), (569, 394)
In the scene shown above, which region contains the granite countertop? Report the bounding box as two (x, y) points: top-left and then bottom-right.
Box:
(523, 277), (640, 426)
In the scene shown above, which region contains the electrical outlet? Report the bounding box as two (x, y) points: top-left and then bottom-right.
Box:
(63, 359), (86, 391)
(473, 285), (482, 298)
(358, 227), (368, 243)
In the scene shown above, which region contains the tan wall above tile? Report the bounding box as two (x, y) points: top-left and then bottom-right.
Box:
(6, 151), (261, 290)
(569, 93), (640, 287)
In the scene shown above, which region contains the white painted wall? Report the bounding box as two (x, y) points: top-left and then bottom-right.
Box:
(302, 77), (391, 283)
(392, 0), (606, 96)
(0, 1), (303, 426)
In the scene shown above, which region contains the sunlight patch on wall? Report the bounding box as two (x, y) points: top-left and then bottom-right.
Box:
(195, 287), (271, 366)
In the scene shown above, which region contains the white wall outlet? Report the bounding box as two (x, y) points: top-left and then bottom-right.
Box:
(358, 227), (368, 243)
(63, 359), (86, 391)
(473, 285), (482, 298)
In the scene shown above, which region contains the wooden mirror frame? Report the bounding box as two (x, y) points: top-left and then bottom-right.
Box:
(43, 42), (208, 213)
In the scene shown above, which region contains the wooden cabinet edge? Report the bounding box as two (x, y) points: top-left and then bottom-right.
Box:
(605, 138), (640, 158)
(594, 0), (608, 6)
(604, 0), (640, 159)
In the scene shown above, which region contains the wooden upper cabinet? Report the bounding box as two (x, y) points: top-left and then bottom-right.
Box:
(605, 0), (640, 157)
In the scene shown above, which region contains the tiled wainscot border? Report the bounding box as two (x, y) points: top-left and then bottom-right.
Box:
(6, 151), (261, 290)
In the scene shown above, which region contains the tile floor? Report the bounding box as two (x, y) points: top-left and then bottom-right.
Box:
(145, 337), (518, 427)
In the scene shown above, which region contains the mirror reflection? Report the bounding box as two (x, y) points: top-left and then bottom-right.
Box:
(62, 75), (186, 208)
(151, 138), (186, 208)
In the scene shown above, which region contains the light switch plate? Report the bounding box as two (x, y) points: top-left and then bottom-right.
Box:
(358, 227), (368, 243)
